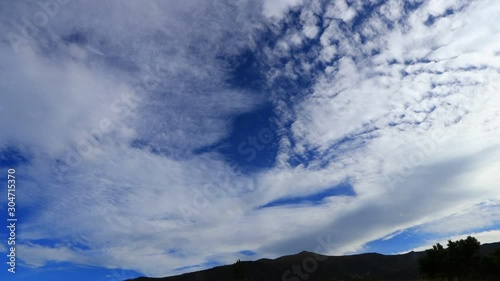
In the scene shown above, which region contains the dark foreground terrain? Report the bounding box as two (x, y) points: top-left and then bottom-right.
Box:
(127, 242), (500, 281)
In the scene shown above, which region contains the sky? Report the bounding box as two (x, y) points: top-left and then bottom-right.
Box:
(1, 0), (500, 280)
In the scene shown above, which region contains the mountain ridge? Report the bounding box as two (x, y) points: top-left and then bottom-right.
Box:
(127, 242), (500, 281)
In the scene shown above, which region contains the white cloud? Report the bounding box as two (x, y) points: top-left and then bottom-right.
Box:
(262, 0), (304, 19)
(418, 200), (500, 235)
(262, 0), (500, 261)
(0, 0), (267, 276)
(324, 0), (356, 23)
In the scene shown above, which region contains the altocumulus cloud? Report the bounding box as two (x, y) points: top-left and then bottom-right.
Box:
(0, 0), (500, 277)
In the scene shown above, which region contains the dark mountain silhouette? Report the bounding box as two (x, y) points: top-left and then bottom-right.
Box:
(126, 242), (500, 281)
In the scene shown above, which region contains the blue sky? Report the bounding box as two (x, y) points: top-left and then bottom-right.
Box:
(1, 0), (500, 280)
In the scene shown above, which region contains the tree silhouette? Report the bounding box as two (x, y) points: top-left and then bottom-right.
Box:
(418, 243), (448, 280)
(418, 236), (481, 281)
(446, 236), (481, 279)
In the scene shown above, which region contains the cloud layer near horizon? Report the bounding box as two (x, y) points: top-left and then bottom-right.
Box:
(1, 0), (500, 277)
